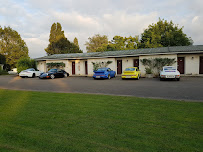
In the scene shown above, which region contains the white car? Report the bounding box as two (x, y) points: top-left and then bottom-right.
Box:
(19, 68), (42, 78)
(160, 66), (180, 81)
(8, 68), (18, 75)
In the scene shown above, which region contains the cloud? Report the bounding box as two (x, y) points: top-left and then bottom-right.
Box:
(0, 0), (202, 58)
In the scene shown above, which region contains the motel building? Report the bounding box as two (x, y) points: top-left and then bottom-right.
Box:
(36, 45), (203, 77)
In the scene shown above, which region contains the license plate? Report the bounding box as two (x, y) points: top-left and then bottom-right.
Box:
(166, 75), (175, 78)
(125, 76), (131, 78)
(96, 76), (100, 78)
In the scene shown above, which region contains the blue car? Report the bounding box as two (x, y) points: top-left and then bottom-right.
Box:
(93, 68), (116, 79)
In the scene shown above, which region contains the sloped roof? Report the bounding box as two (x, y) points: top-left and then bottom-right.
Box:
(36, 45), (203, 60)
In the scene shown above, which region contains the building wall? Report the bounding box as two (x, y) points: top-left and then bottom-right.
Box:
(37, 53), (203, 76)
(178, 54), (201, 75)
(87, 58), (116, 76)
(139, 54), (177, 77)
(37, 61), (46, 72)
(115, 57), (139, 73)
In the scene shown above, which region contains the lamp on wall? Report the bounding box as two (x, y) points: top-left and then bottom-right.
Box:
(127, 60), (128, 62)
(191, 57), (194, 60)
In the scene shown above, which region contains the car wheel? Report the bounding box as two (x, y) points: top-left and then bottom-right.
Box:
(160, 78), (163, 81)
(21, 76), (25, 78)
(114, 74), (116, 78)
(32, 73), (35, 78)
(137, 75), (140, 80)
(108, 75), (111, 79)
(177, 78), (180, 81)
(50, 74), (55, 79)
(64, 73), (67, 78)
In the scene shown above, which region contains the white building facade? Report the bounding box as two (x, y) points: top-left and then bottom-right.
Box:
(36, 45), (203, 77)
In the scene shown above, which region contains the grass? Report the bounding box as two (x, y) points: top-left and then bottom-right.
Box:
(0, 89), (202, 152)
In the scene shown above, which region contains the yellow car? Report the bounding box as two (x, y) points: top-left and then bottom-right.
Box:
(121, 67), (141, 80)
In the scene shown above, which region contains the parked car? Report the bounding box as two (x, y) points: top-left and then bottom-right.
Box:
(121, 67), (141, 79)
(8, 68), (18, 75)
(19, 68), (42, 78)
(160, 66), (180, 81)
(93, 68), (116, 79)
(39, 69), (69, 79)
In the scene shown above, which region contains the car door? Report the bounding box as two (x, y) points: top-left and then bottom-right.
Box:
(57, 69), (64, 77)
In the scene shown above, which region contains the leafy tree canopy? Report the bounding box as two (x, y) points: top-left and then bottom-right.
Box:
(85, 34), (108, 52)
(73, 37), (79, 47)
(16, 57), (37, 73)
(96, 35), (139, 52)
(0, 26), (29, 68)
(45, 22), (82, 55)
(140, 18), (193, 48)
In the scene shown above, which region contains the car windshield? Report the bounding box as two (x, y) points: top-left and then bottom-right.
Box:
(49, 69), (57, 72)
(125, 68), (135, 71)
(164, 67), (176, 71)
(25, 68), (34, 71)
(96, 68), (106, 71)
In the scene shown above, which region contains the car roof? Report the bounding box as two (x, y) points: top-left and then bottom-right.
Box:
(125, 67), (138, 69)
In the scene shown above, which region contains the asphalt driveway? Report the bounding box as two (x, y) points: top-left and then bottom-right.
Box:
(0, 75), (203, 101)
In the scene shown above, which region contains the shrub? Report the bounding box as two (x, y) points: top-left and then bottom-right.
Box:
(92, 61), (113, 71)
(0, 66), (8, 75)
(17, 58), (37, 73)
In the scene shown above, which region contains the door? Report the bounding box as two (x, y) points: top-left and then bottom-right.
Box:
(85, 61), (88, 75)
(72, 62), (75, 75)
(178, 57), (184, 74)
(200, 56), (203, 74)
(117, 60), (122, 74)
(134, 59), (139, 68)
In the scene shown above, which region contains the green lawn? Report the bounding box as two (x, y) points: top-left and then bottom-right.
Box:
(0, 89), (202, 152)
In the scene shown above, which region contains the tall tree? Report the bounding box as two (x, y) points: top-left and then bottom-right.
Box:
(85, 34), (108, 52)
(45, 23), (82, 55)
(73, 37), (79, 47)
(140, 18), (193, 48)
(0, 26), (29, 68)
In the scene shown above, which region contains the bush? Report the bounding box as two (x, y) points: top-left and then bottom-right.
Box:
(0, 66), (8, 75)
(16, 58), (37, 73)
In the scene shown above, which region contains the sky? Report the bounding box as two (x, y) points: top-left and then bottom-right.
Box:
(0, 0), (202, 58)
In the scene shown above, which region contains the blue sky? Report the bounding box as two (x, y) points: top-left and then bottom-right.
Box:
(0, 0), (202, 58)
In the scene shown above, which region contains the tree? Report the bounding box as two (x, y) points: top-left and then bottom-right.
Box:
(73, 37), (79, 47)
(85, 34), (108, 52)
(0, 26), (29, 68)
(45, 23), (82, 55)
(16, 57), (37, 73)
(96, 35), (140, 52)
(140, 18), (193, 48)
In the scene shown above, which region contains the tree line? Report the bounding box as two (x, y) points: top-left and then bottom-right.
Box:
(85, 18), (193, 52)
(0, 18), (193, 70)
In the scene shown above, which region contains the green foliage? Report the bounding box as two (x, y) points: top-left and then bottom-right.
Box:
(95, 35), (140, 52)
(85, 34), (108, 52)
(140, 18), (193, 48)
(141, 58), (176, 76)
(16, 58), (37, 73)
(0, 54), (6, 64)
(73, 37), (79, 47)
(145, 67), (152, 74)
(46, 62), (65, 69)
(92, 61), (113, 71)
(45, 23), (82, 55)
(0, 26), (29, 68)
(0, 66), (8, 75)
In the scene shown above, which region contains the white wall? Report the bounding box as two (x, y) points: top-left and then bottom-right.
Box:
(139, 54), (177, 77)
(87, 58), (116, 76)
(178, 54), (201, 75)
(37, 61), (46, 72)
(115, 57), (139, 74)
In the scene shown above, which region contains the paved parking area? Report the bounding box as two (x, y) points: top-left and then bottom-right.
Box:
(0, 75), (203, 101)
